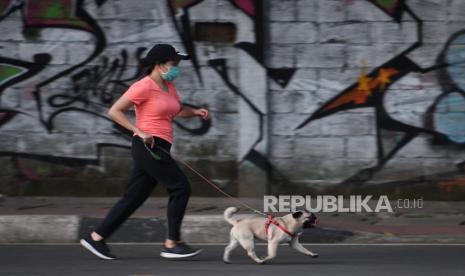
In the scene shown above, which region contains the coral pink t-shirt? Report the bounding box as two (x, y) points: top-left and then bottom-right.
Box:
(122, 76), (182, 144)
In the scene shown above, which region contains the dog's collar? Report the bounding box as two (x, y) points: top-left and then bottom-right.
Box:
(265, 213), (296, 240)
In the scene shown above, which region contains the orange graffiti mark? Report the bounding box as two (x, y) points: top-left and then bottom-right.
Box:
(323, 67), (399, 111)
(378, 68), (396, 89)
(357, 74), (373, 97)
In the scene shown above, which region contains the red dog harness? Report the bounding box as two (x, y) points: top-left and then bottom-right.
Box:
(265, 213), (295, 240)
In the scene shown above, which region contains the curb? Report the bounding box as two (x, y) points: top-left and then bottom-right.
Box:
(0, 215), (352, 243)
(2, 215), (464, 244)
(0, 215), (80, 243)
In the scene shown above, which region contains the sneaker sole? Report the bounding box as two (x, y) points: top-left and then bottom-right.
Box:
(160, 249), (202, 259)
(80, 239), (116, 260)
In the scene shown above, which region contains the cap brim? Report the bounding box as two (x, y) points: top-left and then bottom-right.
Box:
(174, 52), (190, 60)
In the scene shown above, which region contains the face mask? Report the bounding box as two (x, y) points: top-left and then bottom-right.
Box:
(161, 65), (180, 81)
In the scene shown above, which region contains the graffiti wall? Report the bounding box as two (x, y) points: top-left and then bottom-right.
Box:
(1, 0), (464, 199)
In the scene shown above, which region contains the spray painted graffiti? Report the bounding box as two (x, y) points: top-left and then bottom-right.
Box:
(0, 0), (109, 180)
(368, 0), (403, 22)
(166, 0), (465, 189)
(295, 0), (465, 185)
(0, 0), (211, 182)
(168, 0), (298, 194)
(0, 0), (464, 194)
(2, 0), (108, 131)
(168, 0), (295, 88)
(0, 53), (51, 127)
(432, 30), (465, 145)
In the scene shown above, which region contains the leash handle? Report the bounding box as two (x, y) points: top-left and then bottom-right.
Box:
(142, 140), (162, 160)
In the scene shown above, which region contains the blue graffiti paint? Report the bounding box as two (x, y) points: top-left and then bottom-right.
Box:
(434, 92), (465, 144)
(446, 33), (465, 92)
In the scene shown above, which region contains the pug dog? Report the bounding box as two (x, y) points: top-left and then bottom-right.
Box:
(223, 207), (319, 264)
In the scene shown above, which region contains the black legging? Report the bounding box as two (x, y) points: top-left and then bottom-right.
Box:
(95, 135), (191, 241)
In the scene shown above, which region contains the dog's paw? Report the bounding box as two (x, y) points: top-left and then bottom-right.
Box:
(310, 253), (319, 258)
(256, 259), (266, 265)
(223, 259), (232, 264)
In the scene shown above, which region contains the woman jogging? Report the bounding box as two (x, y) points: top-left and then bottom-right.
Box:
(80, 44), (209, 260)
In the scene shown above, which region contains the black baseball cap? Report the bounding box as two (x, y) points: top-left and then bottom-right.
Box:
(141, 44), (190, 65)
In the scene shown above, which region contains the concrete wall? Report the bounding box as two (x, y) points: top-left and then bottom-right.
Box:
(0, 0), (464, 199)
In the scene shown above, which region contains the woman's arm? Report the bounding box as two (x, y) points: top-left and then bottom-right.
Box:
(176, 104), (209, 120)
(108, 96), (155, 147)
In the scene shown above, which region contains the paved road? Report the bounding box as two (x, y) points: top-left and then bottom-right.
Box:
(1, 244), (464, 276)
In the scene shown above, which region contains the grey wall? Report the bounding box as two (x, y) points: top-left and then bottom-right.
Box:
(0, 0), (464, 199)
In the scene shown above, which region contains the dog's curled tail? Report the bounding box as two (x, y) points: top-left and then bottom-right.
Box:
(224, 207), (239, 225)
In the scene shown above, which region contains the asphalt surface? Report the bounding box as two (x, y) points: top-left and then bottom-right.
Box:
(0, 244), (464, 276)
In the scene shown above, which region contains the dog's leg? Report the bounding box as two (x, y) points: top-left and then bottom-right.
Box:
(223, 235), (239, 264)
(290, 238), (319, 258)
(261, 241), (279, 263)
(237, 236), (263, 264)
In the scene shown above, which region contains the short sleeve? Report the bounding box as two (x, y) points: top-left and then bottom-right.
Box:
(122, 83), (149, 105)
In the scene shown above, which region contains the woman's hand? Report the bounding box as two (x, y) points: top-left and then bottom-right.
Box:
(194, 108), (209, 120)
(175, 106), (209, 119)
(135, 129), (155, 148)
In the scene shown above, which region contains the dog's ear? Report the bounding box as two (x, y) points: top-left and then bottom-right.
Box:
(292, 211), (303, 219)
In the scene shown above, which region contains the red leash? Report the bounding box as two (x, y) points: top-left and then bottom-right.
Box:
(142, 138), (311, 237)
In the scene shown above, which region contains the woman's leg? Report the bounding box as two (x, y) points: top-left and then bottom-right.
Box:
(147, 163), (190, 247)
(163, 163), (191, 242)
(94, 166), (156, 239)
(132, 137), (191, 243)
(93, 137), (157, 239)
(80, 147), (157, 259)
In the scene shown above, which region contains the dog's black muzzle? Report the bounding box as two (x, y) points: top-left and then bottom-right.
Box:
(303, 214), (319, 228)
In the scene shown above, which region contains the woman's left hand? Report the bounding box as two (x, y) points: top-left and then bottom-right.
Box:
(194, 108), (209, 120)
